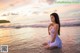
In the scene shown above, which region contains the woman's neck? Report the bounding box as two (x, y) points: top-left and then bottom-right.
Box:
(52, 22), (56, 25)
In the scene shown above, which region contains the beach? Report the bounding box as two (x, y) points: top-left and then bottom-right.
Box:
(0, 26), (80, 53)
(0, 0), (80, 53)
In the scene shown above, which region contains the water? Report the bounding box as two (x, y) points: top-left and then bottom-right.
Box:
(0, 26), (80, 53)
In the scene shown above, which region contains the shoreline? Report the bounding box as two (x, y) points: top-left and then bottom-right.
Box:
(0, 24), (80, 28)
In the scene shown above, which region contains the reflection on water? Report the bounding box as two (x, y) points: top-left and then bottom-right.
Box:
(0, 28), (12, 45)
(0, 26), (80, 53)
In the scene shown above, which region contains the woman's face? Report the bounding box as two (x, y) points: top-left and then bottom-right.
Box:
(50, 15), (55, 22)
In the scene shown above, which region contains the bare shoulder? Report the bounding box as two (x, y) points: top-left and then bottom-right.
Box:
(49, 23), (53, 26)
(54, 24), (59, 29)
(48, 23), (51, 26)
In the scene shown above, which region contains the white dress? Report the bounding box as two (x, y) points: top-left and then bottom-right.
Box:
(48, 27), (62, 48)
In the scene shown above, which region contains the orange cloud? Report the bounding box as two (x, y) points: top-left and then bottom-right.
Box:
(0, 0), (32, 10)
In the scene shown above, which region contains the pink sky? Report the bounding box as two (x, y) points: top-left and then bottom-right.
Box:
(0, 0), (80, 21)
(0, 0), (55, 10)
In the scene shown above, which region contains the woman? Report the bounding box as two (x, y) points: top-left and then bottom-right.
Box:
(43, 13), (62, 49)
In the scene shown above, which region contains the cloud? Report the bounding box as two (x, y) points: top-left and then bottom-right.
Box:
(0, 0), (32, 9)
(0, 0), (10, 3)
(0, 0), (56, 10)
(46, 0), (56, 4)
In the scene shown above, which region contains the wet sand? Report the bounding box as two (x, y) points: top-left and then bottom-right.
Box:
(0, 26), (80, 53)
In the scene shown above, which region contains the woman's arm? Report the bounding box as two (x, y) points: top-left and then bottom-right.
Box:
(48, 24), (50, 35)
(48, 23), (52, 35)
(51, 24), (59, 42)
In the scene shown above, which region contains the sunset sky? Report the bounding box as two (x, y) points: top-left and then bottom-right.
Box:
(0, 0), (80, 24)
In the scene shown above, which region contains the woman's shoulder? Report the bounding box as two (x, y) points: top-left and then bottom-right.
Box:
(53, 24), (59, 29)
(48, 23), (52, 27)
(49, 23), (53, 25)
(54, 24), (59, 26)
(49, 23), (58, 26)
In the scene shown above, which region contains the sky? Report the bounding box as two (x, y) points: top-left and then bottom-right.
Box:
(0, 0), (80, 11)
(0, 0), (54, 10)
(57, 0), (80, 2)
(0, 0), (80, 24)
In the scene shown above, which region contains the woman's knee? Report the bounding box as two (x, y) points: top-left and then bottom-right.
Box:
(42, 42), (48, 46)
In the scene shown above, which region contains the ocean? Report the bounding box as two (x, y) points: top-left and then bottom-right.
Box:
(0, 26), (80, 53)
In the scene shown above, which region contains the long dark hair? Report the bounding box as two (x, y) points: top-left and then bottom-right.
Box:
(50, 13), (60, 35)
